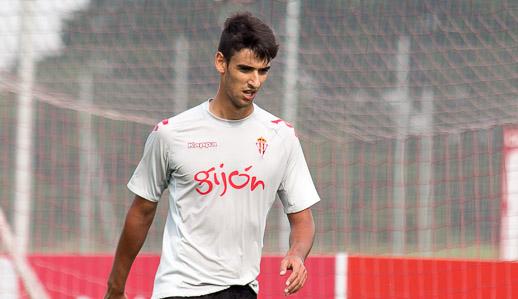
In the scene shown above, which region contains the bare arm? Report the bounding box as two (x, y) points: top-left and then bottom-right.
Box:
(105, 195), (158, 299)
(279, 208), (316, 296)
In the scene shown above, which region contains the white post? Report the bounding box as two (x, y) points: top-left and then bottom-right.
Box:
(280, 0), (301, 252)
(174, 35), (189, 115)
(0, 257), (18, 299)
(392, 35), (410, 255)
(501, 128), (518, 260)
(0, 207), (50, 298)
(417, 88), (434, 255)
(15, 0), (36, 256)
(79, 65), (94, 252)
(282, 0), (301, 124)
(334, 252), (348, 299)
(78, 58), (119, 249)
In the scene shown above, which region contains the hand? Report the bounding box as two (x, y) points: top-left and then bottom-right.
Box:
(104, 287), (128, 299)
(104, 293), (127, 299)
(279, 255), (307, 296)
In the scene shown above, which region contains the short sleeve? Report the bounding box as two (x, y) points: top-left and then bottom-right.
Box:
(277, 136), (320, 214)
(127, 129), (171, 202)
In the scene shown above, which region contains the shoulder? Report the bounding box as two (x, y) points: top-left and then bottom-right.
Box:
(152, 103), (206, 135)
(253, 105), (298, 140)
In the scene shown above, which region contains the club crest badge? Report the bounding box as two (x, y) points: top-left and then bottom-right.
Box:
(256, 137), (268, 157)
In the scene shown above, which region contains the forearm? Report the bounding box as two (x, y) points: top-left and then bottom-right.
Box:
(107, 197), (157, 294)
(107, 221), (149, 291)
(286, 209), (315, 261)
(279, 208), (316, 295)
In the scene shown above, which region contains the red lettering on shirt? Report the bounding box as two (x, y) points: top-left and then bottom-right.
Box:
(193, 167), (215, 195)
(194, 164), (265, 196)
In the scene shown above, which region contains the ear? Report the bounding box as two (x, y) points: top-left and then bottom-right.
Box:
(214, 52), (227, 74)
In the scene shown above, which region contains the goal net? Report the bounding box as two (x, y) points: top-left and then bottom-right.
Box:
(0, 0), (516, 298)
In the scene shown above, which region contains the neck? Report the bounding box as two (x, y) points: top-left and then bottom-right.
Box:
(210, 92), (254, 120)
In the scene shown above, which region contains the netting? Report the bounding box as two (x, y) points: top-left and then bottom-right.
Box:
(0, 0), (517, 297)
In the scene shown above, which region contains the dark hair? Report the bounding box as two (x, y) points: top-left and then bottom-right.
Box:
(218, 12), (279, 63)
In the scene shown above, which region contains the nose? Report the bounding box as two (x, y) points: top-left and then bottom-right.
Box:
(248, 71), (260, 89)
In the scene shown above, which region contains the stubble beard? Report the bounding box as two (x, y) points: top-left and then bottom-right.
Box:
(223, 73), (256, 114)
(227, 97), (253, 120)
(225, 85), (255, 111)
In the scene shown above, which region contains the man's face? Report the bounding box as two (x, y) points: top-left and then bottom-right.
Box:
(217, 49), (271, 111)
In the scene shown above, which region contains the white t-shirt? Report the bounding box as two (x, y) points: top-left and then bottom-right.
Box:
(127, 100), (320, 298)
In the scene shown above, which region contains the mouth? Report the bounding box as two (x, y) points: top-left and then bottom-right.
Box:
(242, 90), (257, 101)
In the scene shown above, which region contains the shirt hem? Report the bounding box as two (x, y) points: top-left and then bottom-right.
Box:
(152, 285), (231, 299)
(127, 182), (160, 202)
(285, 197), (320, 214)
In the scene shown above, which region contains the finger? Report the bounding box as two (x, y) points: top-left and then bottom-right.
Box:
(285, 262), (301, 286)
(287, 274), (305, 295)
(286, 267), (307, 295)
(279, 258), (290, 275)
(286, 265), (305, 294)
(292, 273), (307, 295)
(297, 271), (308, 291)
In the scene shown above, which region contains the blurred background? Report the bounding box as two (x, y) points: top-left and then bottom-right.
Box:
(0, 0), (517, 297)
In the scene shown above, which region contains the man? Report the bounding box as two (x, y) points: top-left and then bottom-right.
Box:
(105, 12), (320, 299)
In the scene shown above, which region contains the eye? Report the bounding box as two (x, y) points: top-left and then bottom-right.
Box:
(238, 66), (253, 73)
(259, 67), (270, 75)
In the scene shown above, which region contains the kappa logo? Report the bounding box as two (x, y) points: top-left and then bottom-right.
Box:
(256, 137), (268, 157)
(188, 141), (218, 149)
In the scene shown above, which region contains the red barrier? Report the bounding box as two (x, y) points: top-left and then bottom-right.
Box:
(347, 256), (518, 299)
(14, 254), (518, 298)
(258, 255), (335, 299)
(23, 255), (333, 299)
(25, 255), (159, 298)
